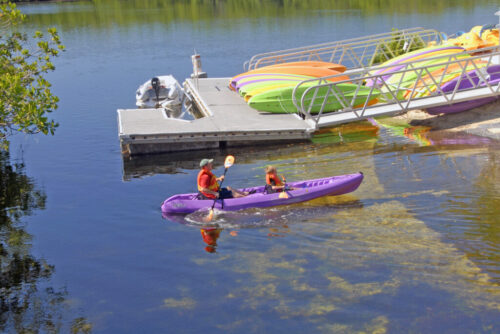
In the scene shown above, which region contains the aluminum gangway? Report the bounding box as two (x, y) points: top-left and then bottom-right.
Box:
(244, 27), (444, 71)
(290, 47), (500, 128)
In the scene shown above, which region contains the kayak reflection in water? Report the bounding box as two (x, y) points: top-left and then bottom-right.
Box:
(200, 227), (221, 253)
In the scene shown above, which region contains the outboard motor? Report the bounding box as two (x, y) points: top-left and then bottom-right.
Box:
(135, 75), (184, 109)
(151, 77), (161, 108)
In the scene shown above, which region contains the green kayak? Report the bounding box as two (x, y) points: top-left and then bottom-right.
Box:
(239, 79), (317, 98)
(248, 83), (380, 114)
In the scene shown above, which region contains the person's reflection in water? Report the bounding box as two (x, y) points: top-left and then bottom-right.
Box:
(200, 227), (222, 253)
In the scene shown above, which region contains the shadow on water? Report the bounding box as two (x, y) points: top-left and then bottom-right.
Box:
(0, 151), (91, 333)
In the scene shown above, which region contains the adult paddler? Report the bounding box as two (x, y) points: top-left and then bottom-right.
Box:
(197, 158), (248, 199)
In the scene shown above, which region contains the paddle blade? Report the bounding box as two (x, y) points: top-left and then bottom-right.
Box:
(279, 175), (288, 198)
(279, 191), (289, 199)
(224, 155), (235, 168)
(204, 209), (215, 222)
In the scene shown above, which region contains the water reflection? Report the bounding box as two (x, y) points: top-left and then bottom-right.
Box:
(164, 196), (364, 254)
(370, 116), (493, 147)
(122, 119), (494, 180)
(0, 151), (91, 333)
(121, 121), (380, 180)
(453, 149), (500, 282)
(20, 0), (492, 29)
(200, 227), (221, 253)
(199, 224), (291, 253)
(181, 200), (500, 333)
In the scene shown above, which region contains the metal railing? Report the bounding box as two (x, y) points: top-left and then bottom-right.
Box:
(244, 27), (444, 71)
(289, 47), (500, 128)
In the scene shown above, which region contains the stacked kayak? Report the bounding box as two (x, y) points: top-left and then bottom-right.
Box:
(229, 61), (379, 114)
(365, 45), (466, 87)
(366, 44), (500, 114)
(426, 64), (500, 114)
(161, 172), (364, 214)
(229, 62), (347, 91)
(435, 24), (499, 51)
(399, 59), (493, 98)
(248, 82), (379, 114)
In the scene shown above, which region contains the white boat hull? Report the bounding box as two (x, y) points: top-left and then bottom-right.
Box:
(135, 75), (184, 108)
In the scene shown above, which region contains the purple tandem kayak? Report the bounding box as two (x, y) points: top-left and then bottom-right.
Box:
(161, 172), (364, 214)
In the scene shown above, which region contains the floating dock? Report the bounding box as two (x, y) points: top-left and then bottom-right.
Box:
(118, 78), (315, 156)
(118, 26), (500, 156)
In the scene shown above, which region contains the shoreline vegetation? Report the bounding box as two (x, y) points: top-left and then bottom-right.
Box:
(14, 0), (495, 17)
(0, 1), (64, 150)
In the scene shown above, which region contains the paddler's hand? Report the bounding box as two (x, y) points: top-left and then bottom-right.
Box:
(218, 175), (225, 182)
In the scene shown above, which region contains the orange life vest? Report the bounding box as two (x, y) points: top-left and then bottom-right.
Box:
(197, 169), (219, 199)
(266, 173), (283, 187)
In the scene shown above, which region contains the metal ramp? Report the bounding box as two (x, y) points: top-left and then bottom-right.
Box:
(291, 48), (500, 128)
(244, 27), (444, 71)
(314, 85), (500, 126)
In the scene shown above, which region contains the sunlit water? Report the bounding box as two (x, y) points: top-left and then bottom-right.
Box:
(3, 1), (500, 333)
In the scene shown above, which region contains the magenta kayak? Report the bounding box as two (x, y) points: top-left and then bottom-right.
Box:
(161, 172), (364, 214)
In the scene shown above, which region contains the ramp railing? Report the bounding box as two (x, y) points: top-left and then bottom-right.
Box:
(288, 47), (500, 128)
(244, 28), (444, 71)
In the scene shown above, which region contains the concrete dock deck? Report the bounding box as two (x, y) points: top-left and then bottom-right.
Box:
(118, 78), (315, 156)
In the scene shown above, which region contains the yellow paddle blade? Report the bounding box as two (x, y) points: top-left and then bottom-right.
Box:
(204, 209), (215, 222)
(279, 175), (288, 198)
(224, 155), (235, 168)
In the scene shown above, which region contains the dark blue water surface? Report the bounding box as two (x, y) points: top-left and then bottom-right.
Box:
(4, 1), (500, 333)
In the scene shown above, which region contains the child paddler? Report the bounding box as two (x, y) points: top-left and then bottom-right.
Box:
(265, 165), (295, 194)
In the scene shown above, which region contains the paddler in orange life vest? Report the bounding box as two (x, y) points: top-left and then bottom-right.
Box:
(265, 165), (296, 194)
(197, 158), (248, 200)
(265, 165), (286, 193)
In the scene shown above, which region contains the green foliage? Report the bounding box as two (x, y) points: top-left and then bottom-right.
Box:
(372, 29), (427, 65)
(0, 1), (65, 150)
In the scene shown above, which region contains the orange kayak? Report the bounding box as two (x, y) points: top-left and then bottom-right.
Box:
(261, 61), (346, 72)
(230, 65), (348, 90)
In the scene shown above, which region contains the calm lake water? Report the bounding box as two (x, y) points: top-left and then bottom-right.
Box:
(3, 0), (500, 333)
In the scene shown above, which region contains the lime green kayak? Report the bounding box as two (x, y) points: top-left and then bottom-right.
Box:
(384, 53), (471, 86)
(239, 78), (318, 98)
(248, 83), (380, 114)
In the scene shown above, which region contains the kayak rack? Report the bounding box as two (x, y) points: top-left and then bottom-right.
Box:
(244, 27), (444, 71)
(292, 47), (500, 127)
